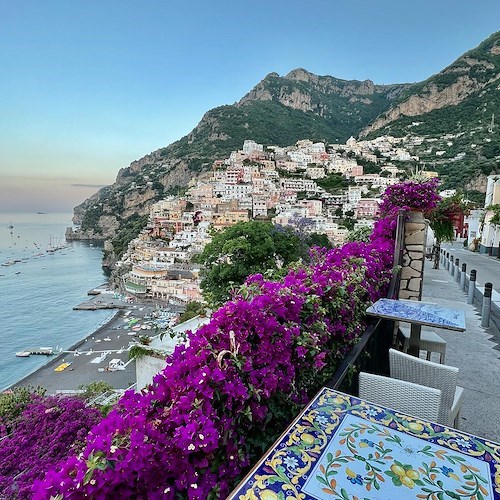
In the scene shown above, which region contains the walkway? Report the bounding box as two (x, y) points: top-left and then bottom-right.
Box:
(422, 259), (500, 442)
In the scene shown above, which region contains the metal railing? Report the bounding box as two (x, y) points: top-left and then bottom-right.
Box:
(325, 318), (392, 395)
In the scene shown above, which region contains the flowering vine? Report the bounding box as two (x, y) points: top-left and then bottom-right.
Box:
(28, 182), (418, 499)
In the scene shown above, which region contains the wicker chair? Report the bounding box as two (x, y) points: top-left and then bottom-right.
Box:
(358, 372), (442, 422)
(397, 324), (447, 364)
(389, 348), (464, 428)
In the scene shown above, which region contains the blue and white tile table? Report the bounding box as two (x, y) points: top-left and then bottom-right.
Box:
(229, 388), (500, 499)
(366, 298), (466, 357)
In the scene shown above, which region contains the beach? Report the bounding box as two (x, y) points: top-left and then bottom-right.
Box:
(11, 287), (165, 394)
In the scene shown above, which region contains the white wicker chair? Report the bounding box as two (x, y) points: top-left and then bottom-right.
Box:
(389, 348), (464, 428)
(397, 324), (447, 364)
(358, 372), (441, 422)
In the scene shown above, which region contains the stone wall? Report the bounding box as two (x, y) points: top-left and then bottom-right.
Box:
(399, 211), (428, 300)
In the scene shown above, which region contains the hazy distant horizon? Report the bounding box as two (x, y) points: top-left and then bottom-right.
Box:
(0, 176), (108, 213)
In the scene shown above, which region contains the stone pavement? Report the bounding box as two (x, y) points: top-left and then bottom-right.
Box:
(422, 259), (500, 442)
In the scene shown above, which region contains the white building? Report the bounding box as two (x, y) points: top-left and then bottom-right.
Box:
(242, 140), (264, 155)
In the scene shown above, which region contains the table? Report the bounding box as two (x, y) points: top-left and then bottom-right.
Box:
(366, 298), (466, 357)
(229, 388), (500, 499)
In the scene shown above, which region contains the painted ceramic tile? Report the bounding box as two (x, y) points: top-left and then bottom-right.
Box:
(302, 414), (493, 499)
(230, 389), (500, 500)
(366, 298), (466, 331)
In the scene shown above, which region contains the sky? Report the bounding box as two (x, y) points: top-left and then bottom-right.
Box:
(0, 0), (499, 213)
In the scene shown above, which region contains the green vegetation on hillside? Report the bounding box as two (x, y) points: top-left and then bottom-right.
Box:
(111, 214), (149, 258)
(316, 173), (351, 193)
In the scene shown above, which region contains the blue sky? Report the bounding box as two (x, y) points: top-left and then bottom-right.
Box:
(0, 0), (499, 212)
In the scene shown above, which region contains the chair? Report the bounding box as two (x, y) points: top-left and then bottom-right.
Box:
(396, 324), (447, 364)
(358, 372), (441, 422)
(389, 348), (464, 428)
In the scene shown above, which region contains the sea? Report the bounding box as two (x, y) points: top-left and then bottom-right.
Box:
(0, 212), (114, 391)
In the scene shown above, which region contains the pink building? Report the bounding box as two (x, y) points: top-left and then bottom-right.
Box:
(355, 198), (380, 219)
(351, 165), (364, 177)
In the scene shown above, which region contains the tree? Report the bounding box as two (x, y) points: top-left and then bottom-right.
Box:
(178, 301), (206, 323)
(427, 195), (466, 269)
(198, 221), (309, 306)
(304, 232), (332, 249)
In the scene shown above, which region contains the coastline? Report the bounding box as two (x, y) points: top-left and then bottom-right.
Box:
(10, 288), (161, 394)
(9, 310), (121, 392)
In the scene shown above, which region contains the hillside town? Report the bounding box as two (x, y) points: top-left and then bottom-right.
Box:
(114, 135), (500, 315)
(116, 136), (441, 306)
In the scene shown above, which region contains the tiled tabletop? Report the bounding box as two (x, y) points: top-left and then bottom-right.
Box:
(366, 298), (466, 331)
(229, 388), (500, 499)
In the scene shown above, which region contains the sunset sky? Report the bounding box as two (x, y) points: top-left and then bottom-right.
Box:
(1, 0), (499, 212)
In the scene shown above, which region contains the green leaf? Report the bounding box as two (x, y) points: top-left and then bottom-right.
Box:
(392, 477), (402, 487)
(266, 476), (282, 485)
(83, 468), (94, 485)
(316, 476), (329, 486)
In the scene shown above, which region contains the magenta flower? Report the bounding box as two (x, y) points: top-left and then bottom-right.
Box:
(27, 181), (441, 498)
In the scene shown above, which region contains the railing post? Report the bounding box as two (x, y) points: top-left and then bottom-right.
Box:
(468, 269), (477, 305)
(449, 255), (454, 276)
(454, 258), (460, 282)
(460, 263), (466, 291)
(440, 249), (444, 266)
(481, 282), (493, 328)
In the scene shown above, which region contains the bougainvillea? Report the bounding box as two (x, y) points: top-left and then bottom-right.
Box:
(31, 184), (411, 499)
(378, 178), (441, 217)
(0, 395), (100, 499)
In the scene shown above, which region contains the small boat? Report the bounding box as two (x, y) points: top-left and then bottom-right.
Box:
(16, 351), (31, 357)
(54, 362), (72, 372)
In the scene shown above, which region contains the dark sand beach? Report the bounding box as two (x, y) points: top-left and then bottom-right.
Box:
(11, 289), (163, 394)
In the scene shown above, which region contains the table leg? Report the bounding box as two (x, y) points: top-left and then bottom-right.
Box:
(408, 323), (421, 357)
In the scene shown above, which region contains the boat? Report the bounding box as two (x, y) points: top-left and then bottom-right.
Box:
(54, 362), (72, 372)
(30, 347), (54, 355)
(16, 351), (31, 357)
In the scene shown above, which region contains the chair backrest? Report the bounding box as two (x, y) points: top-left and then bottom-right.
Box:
(358, 372), (441, 422)
(389, 348), (458, 425)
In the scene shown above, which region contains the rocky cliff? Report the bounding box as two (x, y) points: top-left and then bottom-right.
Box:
(361, 36), (500, 136)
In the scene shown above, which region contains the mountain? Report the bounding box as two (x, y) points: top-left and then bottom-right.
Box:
(72, 32), (500, 256)
(72, 70), (409, 244)
(361, 31), (500, 192)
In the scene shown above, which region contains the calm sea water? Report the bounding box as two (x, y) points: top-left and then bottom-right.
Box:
(0, 213), (113, 391)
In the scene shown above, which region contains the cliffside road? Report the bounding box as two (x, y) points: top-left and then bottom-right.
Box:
(441, 241), (500, 293)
